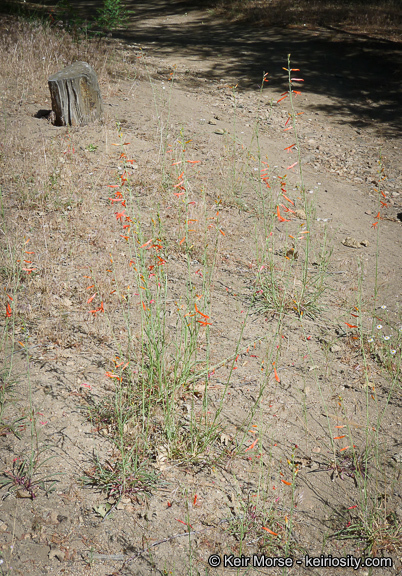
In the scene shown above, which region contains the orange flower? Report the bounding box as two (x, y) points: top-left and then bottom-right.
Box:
(245, 438), (259, 452)
(195, 304), (209, 319)
(105, 372), (120, 379)
(197, 320), (212, 326)
(87, 293), (97, 304)
(89, 302), (104, 315)
(140, 239), (153, 248)
(282, 194), (295, 205)
(280, 203), (295, 214)
(115, 210), (125, 221)
(262, 527), (278, 536)
(176, 519), (193, 529)
(276, 206), (290, 223)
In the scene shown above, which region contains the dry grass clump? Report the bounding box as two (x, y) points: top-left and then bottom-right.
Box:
(0, 16), (115, 100)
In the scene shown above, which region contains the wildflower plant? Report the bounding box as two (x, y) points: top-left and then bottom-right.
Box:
(0, 448), (59, 500)
(252, 57), (331, 321)
(89, 124), (235, 467)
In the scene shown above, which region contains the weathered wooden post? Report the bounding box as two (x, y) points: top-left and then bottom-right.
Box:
(48, 61), (103, 126)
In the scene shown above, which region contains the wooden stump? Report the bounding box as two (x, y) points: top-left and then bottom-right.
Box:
(48, 61), (103, 127)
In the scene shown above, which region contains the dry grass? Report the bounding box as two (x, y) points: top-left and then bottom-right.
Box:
(0, 15), (144, 351)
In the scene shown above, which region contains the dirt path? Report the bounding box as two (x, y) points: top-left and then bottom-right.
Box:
(98, 0), (402, 298)
(69, 0), (402, 132)
(70, 0), (402, 219)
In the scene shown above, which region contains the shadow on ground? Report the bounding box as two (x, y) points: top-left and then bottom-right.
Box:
(5, 0), (402, 137)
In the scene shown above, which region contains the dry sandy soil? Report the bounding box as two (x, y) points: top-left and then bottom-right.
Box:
(0, 2), (401, 575)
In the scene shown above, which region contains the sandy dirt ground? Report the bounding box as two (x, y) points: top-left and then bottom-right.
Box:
(0, 2), (401, 575)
